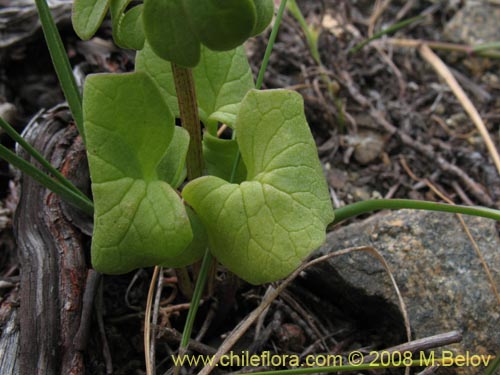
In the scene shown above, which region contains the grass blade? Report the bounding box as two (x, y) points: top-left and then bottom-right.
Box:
(256, 0), (289, 90)
(0, 116), (87, 199)
(287, 0), (320, 64)
(34, 0), (85, 141)
(0, 144), (93, 215)
(238, 359), (424, 375)
(350, 15), (425, 53)
(179, 249), (212, 348)
(483, 352), (500, 375)
(472, 41), (500, 53)
(332, 199), (500, 226)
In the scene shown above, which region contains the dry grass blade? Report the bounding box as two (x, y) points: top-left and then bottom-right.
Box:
(198, 245), (411, 375)
(351, 246), (412, 342)
(144, 266), (160, 375)
(384, 38), (500, 58)
(419, 44), (500, 177)
(368, 0), (393, 36)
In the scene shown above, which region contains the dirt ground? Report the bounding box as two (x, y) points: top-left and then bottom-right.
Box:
(1, 0), (499, 374)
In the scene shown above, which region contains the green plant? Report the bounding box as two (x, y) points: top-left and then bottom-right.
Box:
(69, 0), (339, 285)
(7, 0), (495, 282)
(1, 0), (500, 373)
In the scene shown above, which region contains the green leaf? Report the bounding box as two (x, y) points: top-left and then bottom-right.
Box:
(251, 0), (275, 36)
(184, 0), (256, 51)
(203, 132), (246, 183)
(135, 43), (254, 128)
(143, 0), (200, 67)
(157, 127), (189, 189)
(160, 206), (206, 268)
(83, 72), (193, 274)
(110, 0), (145, 50)
(118, 4), (145, 50)
(195, 46), (255, 127)
(72, 0), (110, 40)
(135, 42), (179, 116)
(183, 89), (334, 284)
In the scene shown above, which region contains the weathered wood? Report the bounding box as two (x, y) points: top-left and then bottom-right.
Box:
(0, 290), (20, 374)
(0, 0), (72, 49)
(13, 106), (91, 375)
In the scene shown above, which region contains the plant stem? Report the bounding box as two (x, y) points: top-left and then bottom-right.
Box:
(170, 61), (212, 374)
(256, 0), (288, 90)
(171, 64), (204, 180)
(331, 199), (500, 226)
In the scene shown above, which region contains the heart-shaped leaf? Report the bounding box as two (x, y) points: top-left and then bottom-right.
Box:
(83, 72), (193, 274)
(72, 0), (110, 40)
(143, 0), (200, 67)
(136, 43), (254, 130)
(183, 89), (334, 284)
(183, 0), (256, 51)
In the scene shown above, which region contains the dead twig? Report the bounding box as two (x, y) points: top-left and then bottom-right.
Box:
(368, 0), (393, 36)
(363, 330), (463, 363)
(197, 248), (372, 375)
(340, 70), (494, 206)
(96, 282), (113, 374)
(144, 266), (160, 375)
(150, 267), (165, 373)
(198, 245), (411, 375)
(74, 270), (101, 351)
(383, 38), (500, 59)
(156, 327), (217, 356)
(419, 44), (500, 178)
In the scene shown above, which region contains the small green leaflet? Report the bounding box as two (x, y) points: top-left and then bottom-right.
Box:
(183, 89), (334, 284)
(110, 0), (145, 50)
(83, 72), (196, 274)
(136, 42), (254, 131)
(72, 0), (144, 49)
(203, 132), (247, 183)
(72, 0), (109, 40)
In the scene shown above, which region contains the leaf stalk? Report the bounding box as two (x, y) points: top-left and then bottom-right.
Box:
(171, 64), (204, 180)
(332, 199), (500, 226)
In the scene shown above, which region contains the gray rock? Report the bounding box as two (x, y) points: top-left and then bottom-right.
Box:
(311, 209), (500, 374)
(444, 1), (500, 45)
